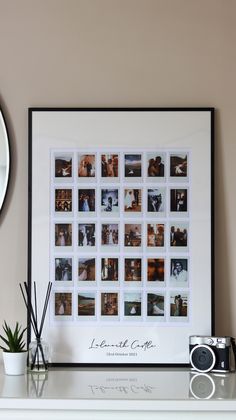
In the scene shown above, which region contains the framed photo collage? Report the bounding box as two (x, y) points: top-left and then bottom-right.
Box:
(30, 108), (213, 365)
(52, 148), (190, 324)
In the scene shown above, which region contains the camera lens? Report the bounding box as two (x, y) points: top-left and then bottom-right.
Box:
(190, 344), (216, 373)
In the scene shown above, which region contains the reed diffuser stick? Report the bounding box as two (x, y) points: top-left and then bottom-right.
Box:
(19, 281), (52, 370)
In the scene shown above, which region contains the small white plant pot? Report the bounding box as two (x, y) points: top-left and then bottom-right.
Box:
(3, 352), (27, 375)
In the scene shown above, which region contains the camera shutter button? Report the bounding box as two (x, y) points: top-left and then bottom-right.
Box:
(206, 338), (213, 345)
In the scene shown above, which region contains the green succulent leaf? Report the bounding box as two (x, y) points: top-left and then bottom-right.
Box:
(0, 321), (27, 352)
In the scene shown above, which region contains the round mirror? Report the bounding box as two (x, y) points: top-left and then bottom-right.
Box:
(0, 110), (10, 213)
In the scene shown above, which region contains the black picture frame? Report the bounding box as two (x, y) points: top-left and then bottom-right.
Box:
(28, 107), (215, 367)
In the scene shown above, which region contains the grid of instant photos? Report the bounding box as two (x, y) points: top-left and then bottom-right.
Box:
(50, 149), (190, 324)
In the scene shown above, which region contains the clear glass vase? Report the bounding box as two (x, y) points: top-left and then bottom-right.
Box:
(29, 339), (49, 372)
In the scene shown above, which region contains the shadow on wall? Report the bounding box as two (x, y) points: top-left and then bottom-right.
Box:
(214, 109), (231, 336)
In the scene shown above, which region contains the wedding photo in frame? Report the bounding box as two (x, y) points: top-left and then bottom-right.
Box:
(29, 107), (214, 366)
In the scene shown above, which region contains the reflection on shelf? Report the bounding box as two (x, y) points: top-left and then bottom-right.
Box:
(189, 371), (236, 400)
(0, 369), (235, 400)
(27, 372), (48, 398)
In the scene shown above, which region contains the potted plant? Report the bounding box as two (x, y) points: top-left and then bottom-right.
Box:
(0, 321), (27, 375)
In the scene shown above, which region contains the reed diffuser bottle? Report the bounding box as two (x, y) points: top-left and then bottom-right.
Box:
(29, 338), (49, 372)
(20, 281), (52, 373)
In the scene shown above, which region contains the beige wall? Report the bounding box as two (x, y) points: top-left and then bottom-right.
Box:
(0, 0), (235, 342)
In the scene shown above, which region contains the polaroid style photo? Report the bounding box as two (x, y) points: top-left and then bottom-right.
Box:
(54, 292), (72, 317)
(147, 188), (166, 215)
(170, 222), (189, 252)
(124, 223), (142, 251)
(124, 153), (142, 180)
(55, 258), (72, 282)
(147, 293), (165, 320)
(78, 188), (96, 215)
(101, 223), (119, 251)
(147, 258), (165, 286)
(101, 154), (119, 180)
(101, 258), (119, 282)
(124, 258), (142, 283)
(101, 188), (119, 214)
(170, 152), (188, 181)
(55, 223), (72, 248)
(170, 188), (188, 217)
(170, 258), (188, 287)
(124, 188), (142, 213)
(54, 153), (73, 182)
(169, 292), (189, 322)
(78, 154), (96, 179)
(78, 223), (96, 248)
(147, 223), (165, 251)
(124, 292), (142, 319)
(147, 152), (165, 179)
(78, 292), (96, 319)
(78, 257), (96, 283)
(100, 292), (119, 319)
(55, 188), (72, 214)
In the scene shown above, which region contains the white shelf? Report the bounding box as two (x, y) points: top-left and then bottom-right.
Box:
(0, 367), (236, 419)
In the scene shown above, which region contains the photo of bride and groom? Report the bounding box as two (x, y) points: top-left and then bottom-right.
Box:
(78, 154), (95, 177)
(101, 154), (119, 178)
(55, 155), (72, 178)
(124, 189), (142, 212)
(78, 223), (96, 247)
(78, 189), (95, 212)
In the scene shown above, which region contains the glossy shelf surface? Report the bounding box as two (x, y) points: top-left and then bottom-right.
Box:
(0, 367), (236, 412)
